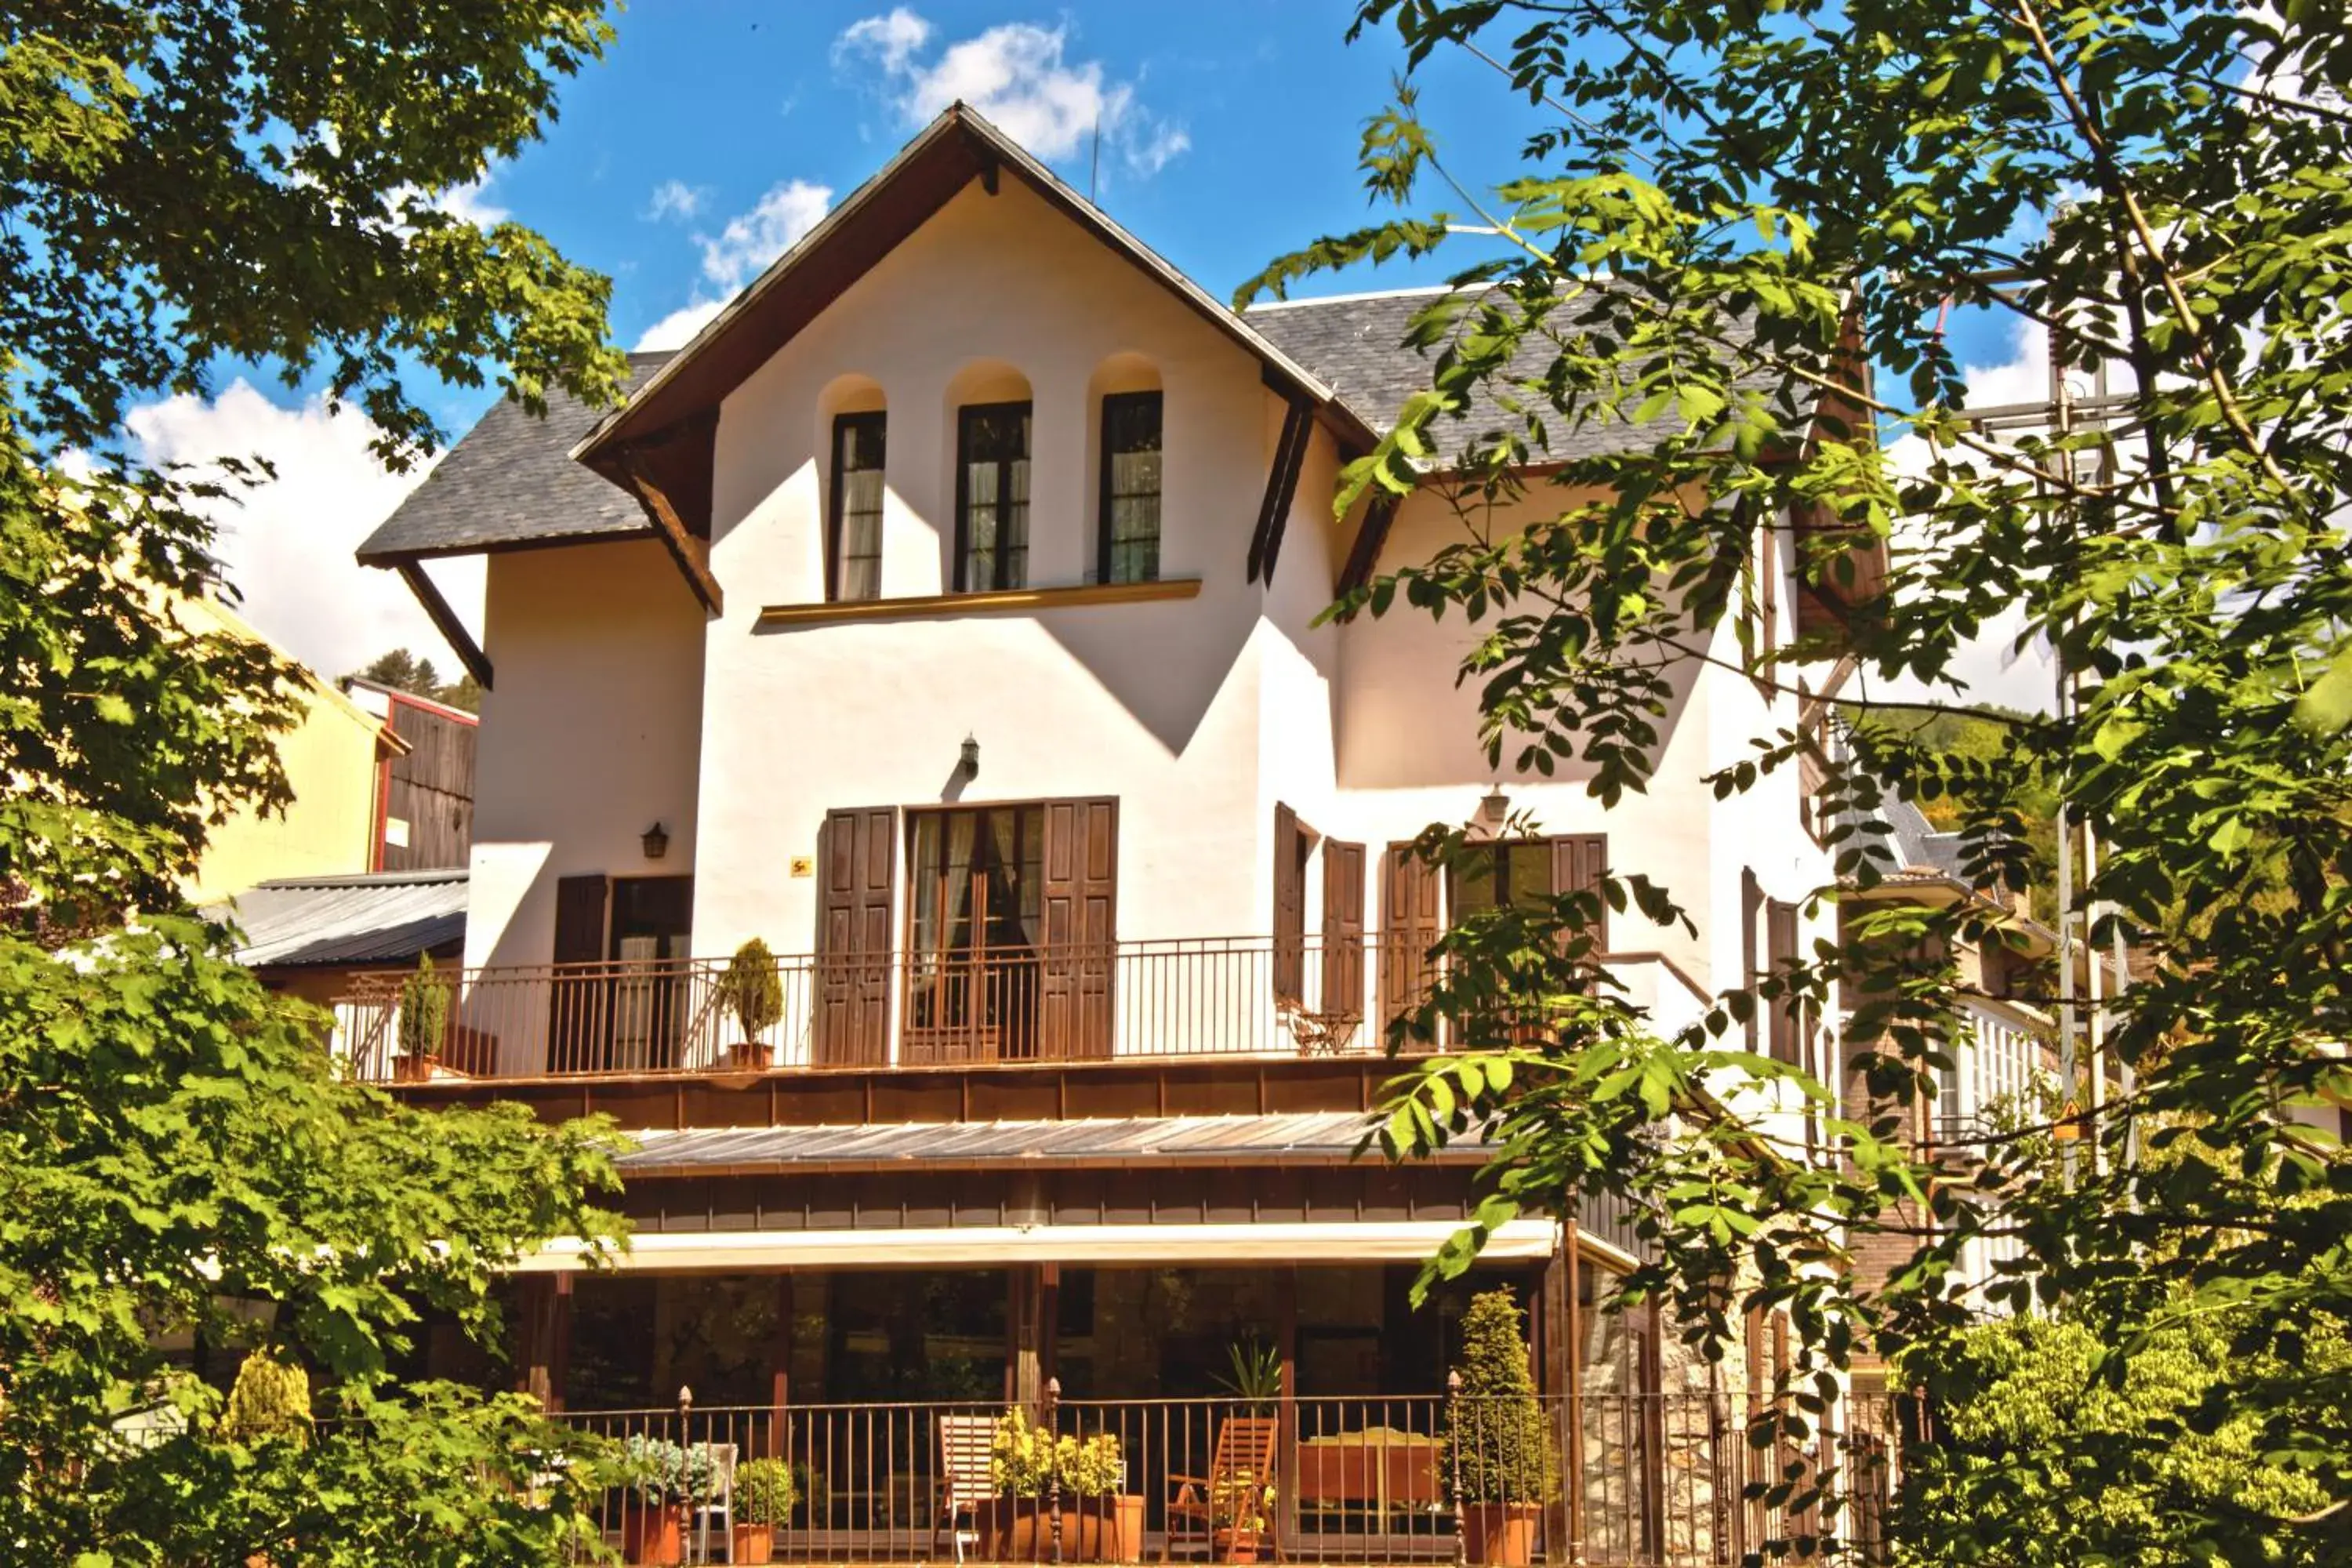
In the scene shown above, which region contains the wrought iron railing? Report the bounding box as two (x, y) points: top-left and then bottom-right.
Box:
(331, 940), (1701, 1085)
(535, 1385), (1901, 1566)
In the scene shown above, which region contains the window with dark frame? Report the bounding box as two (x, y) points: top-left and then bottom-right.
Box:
(829, 411), (886, 601)
(956, 401), (1032, 591)
(1099, 390), (1163, 583)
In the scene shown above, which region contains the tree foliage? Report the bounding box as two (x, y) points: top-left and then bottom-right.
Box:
(350, 648), (481, 713)
(0, 3), (629, 1562)
(1254, 2), (2352, 1562)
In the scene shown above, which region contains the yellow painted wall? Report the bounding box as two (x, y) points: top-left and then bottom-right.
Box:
(181, 593), (390, 905)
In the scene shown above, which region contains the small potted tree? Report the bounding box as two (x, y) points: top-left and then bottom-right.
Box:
(721, 937), (783, 1069)
(395, 953), (451, 1080)
(615, 1434), (715, 1566)
(219, 1351), (312, 1566)
(731, 1456), (797, 1565)
(1445, 1288), (1559, 1566)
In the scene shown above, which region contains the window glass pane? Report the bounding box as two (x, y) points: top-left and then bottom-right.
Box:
(1506, 844), (1551, 910)
(1103, 393), (1163, 583)
(960, 403), (1031, 590)
(833, 414), (886, 602)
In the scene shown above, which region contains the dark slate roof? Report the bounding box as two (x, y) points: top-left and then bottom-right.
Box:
(1247, 284), (1804, 463)
(354, 354), (670, 562)
(615, 1111), (1491, 1175)
(206, 868), (467, 968)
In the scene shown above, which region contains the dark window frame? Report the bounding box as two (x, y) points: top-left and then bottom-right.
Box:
(955, 400), (1033, 593)
(827, 410), (887, 603)
(1097, 389), (1163, 585)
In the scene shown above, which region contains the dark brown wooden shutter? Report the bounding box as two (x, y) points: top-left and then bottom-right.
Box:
(1741, 868), (1764, 1052)
(548, 874), (609, 1073)
(1039, 797), (1117, 1060)
(1320, 840), (1367, 1025)
(1548, 833), (1608, 952)
(1767, 896), (1801, 1064)
(1381, 844), (1439, 1037)
(1272, 802), (1305, 1006)
(817, 807), (895, 1066)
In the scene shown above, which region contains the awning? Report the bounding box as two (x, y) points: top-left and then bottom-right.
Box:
(517, 1219), (1566, 1273)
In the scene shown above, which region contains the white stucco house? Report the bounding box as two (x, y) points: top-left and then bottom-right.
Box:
(348, 104), (1880, 1566)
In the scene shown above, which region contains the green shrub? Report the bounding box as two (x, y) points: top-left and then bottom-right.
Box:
(1443, 1288), (1558, 1504)
(618, 1435), (716, 1501)
(989, 1407), (1127, 1498)
(220, 1352), (311, 1447)
(735, 1457), (797, 1525)
(397, 953), (451, 1062)
(723, 937), (784, 1040)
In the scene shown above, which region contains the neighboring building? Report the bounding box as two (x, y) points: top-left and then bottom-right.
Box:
(347, 106), (1878, 1564)
(212, 866), (467, 1014)
(341, 677), (479, 872)
(180, 593), (405, 905)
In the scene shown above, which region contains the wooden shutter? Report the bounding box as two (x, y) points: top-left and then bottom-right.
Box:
(1039, 797), (1117, 1060)
(1272, 802), (1306, 1006)
(1548, 834), (1608, 952)
(1741, 868), (1764, 1052)
(817, 807), (896, 1066)
(1766, 896), (1802, 1065)
(1320, 840), (1367, 1025)
(1381, 844), (1439, 1038)
(547, 873), (608, 1073)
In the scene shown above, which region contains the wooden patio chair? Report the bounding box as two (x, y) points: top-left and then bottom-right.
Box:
(936, 1414), (996, 1565)
(1165, 1416), (1280, 1562)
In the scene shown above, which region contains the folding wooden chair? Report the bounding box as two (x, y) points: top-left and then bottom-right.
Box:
(1165, 1416), (1280, 1562)
(937, 1414), (996, 1564)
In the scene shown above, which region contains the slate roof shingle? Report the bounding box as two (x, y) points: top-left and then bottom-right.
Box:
(354, 353), (670, 563)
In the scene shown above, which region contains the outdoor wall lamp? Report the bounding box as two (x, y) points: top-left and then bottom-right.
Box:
(960, 734), (981, 781)
(641, 822), (670, 860)
(1479, 786), (1511, 829)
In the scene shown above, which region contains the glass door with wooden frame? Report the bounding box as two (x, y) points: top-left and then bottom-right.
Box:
(606, 874), (692, 1070)
(903, 805), (1046, 1062)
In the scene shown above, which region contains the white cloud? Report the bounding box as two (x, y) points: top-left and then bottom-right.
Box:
(431, 172), (510, 227)
(836, 9), (1189, 181)
(634, 177), (833, 352)
(834, 6), (931, 74)
(644, 179), (706, 223)
(123, 383), (485, 682)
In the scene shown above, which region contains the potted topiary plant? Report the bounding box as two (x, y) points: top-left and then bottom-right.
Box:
(220, 1351), (311, 1566)
(731, 1456), (797, 1565)
(721, 937), (784, 1069)
(395, 953), (452, 1080)
(615, 1434), (715, 1566)
(1444, 1288), (1560, 1566)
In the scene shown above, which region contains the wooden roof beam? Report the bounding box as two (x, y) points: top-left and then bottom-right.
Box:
(392, 558), (494, 690)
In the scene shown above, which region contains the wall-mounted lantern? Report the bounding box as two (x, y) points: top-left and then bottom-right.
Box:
(641, 822), (670, 861)
(1478, 786), (1511, 833)
(960, 734), (982, 782)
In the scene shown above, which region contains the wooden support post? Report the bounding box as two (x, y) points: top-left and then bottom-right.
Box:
(1640, 1297), (1668, 1564)
(517, 1274), (557, 1410)
(1559, 1222), (1586, 1564)
(767, 1273), (794, 1459)
(1276, 1266), (1300, 1559)
(1040, 1262), (1062, 1390)
(1541, 1232), (1572, 1564)
(549, 1272), (572, 1414)
(1009, 1266), (1044, 1410)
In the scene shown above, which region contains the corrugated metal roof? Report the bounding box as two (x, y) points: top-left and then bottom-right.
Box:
(616, 1111), (1492, 1176)
(209, 868), (467, 969)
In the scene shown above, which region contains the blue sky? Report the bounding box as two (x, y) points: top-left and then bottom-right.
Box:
(138, 2), (2042, 702)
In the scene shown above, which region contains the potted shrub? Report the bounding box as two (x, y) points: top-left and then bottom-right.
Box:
(395, 953), (452, 1080)
(720, 937), (784, 1069)
(615, 1434), (715, 1566)
(731, 1456), (797, 1565)
(1210, 1470), (1276, 1563)
(978, 1407), (1136, 1562)
(219, 1352), (311, 1566)
(1444, 1289), (1560, 1566)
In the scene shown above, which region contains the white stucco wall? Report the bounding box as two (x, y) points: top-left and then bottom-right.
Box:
(465, 539), (708, 982)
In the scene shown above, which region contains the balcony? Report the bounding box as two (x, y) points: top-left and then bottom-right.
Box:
(331, 940), (1709, 1087)
(522, 1388), (1900, 1566)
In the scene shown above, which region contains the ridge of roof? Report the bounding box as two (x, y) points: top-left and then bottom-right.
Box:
(249, 867), (468, 891)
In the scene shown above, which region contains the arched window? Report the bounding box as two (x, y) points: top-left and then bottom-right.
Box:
(821, 376), (886, 602)
(949, 362), (1033, 593)
(1091, 355), (1163, 584)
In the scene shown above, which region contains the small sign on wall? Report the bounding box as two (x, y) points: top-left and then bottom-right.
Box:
(789, 855), (814, 878)
(384, 816), (411, 848)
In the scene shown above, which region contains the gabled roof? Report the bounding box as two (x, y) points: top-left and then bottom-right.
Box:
(209, 868), (467, 969)
(573, 103), (1374, 472)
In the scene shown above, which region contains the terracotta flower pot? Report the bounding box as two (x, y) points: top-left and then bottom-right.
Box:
(731, 1521), (776, 1564)
(1461, 1501), (1541, 1566)
(1100, 1494), (1146, 1563)
(1213, 1526), (1264, 1563)
(975, 1497), (1130, 1563)
(620, 1497), (685, 1564)
(726, 1040), (775, 1071)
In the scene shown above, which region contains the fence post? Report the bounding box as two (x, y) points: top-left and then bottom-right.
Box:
(1045, 1375), (1065, 1566)
(1448, 1370), (1468, 1568)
